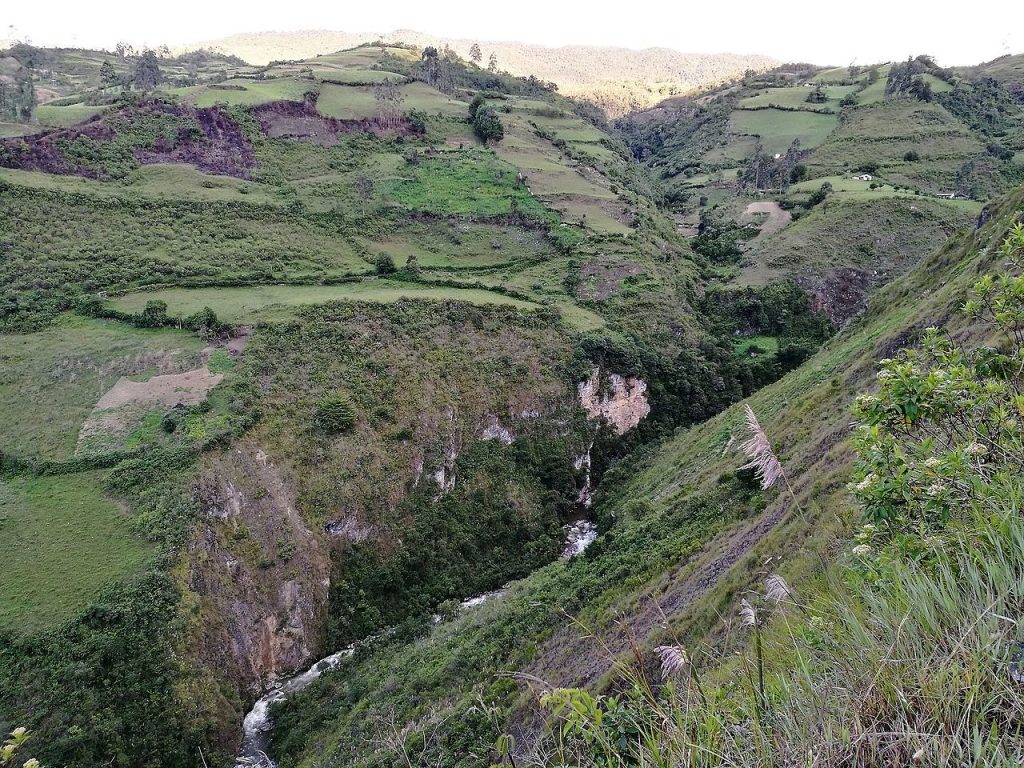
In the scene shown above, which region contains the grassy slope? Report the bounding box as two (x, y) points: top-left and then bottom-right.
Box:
(807, 99), (983, 191)
(739, 196), (975, 286)
(0, 470), (155, 633)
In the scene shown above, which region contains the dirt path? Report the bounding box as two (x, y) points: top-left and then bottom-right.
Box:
(741, 200), (791, 237)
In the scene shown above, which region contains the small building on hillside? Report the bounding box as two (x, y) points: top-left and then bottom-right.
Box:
(855, 174), (873, 181)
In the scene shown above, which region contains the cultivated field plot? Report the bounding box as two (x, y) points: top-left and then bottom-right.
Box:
(309, 46), (420, 69)
(494, 113), (630, 234)
(730, 108), (838, 154)
(0, 470), (155, 633)
(0, 316), (209, 462)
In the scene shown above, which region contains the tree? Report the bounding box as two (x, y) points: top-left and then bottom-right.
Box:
(11, 67), (36, 122)
(469, 43), (482, 65)
(99, 60), (119, 88)
(375, 253), (396, 274)
(133, 50), (162, 91)
(488, 52), (498, 73)
(473, 107), (504, 145)
(909, 76), (933, 102)
(419, 46), (441, 87)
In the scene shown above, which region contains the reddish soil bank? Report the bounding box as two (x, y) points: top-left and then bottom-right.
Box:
(0, 100), (256, 178)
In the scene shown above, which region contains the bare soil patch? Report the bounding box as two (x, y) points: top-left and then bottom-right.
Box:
(741, 200), (791, 237)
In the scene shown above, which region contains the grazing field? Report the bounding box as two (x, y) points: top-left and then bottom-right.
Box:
(316, 81), (465, 119)
(854, 64), (893, 104)
(359, 220), (555, 269)
(171, 77), (314, 107)
(106, 282), (541, 322)
(0, 315), (206, 461)
(739, 85), (855, 111)
(733, 334), (779, 356)
(739, 196), (975, 287)
(35, 103), (109, 127)
(381, 150), (549, 217)
(730, 108), (838, 154)
(0, 165), (281, 204)
(0, 470), (155, 634)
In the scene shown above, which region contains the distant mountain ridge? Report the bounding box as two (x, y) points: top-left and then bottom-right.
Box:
(178, 29), (778, 115)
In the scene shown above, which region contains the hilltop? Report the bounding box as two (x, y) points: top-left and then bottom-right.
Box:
(179, 29), (778, 115)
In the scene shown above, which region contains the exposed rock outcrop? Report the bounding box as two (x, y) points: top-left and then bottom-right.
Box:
(578, 367), (650, 434)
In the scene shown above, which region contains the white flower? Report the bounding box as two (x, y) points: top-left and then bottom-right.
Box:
(852, 544), (872, 557)
(23, 759), (41, 768)
(10, 728), (28, 740)
(965, 442), (987, 456)
(854, 473), (877, 492)
(924, 457), (940, 468)
(862, 523), (876, 534)
(765, 574), (793, 605)
(740, 598), (758, 628)
(926, 482), (946, 497)
(654, 645), (689, 679)
(877, 369), (895, 380)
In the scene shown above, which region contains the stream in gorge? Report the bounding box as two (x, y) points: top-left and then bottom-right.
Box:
(233, 516), (599, 767)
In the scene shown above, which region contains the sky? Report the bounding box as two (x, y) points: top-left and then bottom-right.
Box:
(3, 0), (1022, 66)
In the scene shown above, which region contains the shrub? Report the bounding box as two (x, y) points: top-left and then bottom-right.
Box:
(313, 392), (357, 433)
(138, 299), (169, 327)
(375, 253), (397, 275)
(904, 149), (920, 161)
(472, 107), (504, 145)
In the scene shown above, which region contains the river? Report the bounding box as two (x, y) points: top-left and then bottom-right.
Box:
(233, 517), (598, 767)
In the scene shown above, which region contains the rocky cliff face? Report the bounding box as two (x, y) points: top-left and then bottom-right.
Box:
(183, 440), (332, 745)
(578, 366), (651, 434)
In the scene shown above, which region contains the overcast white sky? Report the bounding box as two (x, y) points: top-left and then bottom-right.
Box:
(3, 0), (1021, 66)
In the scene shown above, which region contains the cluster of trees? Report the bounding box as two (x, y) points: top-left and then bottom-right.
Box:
(0, 66), (36, 122)
(739, 139), (805, 193)
(98, 50), (163, 92)
(373, 78), (404, 129)
(885, 54), (953, 100)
